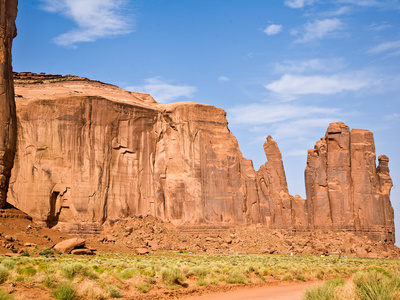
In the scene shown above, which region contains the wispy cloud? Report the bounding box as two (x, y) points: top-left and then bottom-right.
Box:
(273, 58), (346, 74)
(126, 77), (197, 103)
(41, 0), (132, 47)
(228, 103), (344, 150)
(295, 18), (345, 43)
(228, 103), (340, 125)
(368, 40), (400, 56)
(265, 73), (370, 99)
(263, 24), (283, 36)
(218, 76), (230, 82)
(284, 0), (316, 9)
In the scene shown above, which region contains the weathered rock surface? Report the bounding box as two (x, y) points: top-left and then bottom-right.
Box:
(5, 75), (395, 244)
(305, 122), (395, 243)
(0, 0), (18, 208)
(8, 77), (262, 229)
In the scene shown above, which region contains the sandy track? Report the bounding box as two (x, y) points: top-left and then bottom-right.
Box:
(184, 281), (317, 300)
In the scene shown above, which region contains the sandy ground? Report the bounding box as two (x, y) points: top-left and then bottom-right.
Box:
(184, 281), (316, 300)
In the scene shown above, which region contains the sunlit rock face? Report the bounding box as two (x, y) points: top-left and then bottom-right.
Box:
(6, 75), (396, 244)
(8, 77), (264, 229)
(0, 0), (18, 208)
(305, 122), (395, 243)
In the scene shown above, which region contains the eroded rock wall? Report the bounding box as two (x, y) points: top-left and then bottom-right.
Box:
(0, 0), (18, 208)
(305, 122), (395, 243)
(8, 85), (261, 228)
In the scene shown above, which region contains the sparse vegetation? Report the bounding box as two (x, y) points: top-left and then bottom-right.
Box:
(0, 253), (399, 299)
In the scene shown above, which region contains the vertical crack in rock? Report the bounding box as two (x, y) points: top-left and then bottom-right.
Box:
(0, 0), (18, 208)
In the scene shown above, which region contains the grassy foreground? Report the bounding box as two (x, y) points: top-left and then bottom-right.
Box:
(0, 251), (399, 299)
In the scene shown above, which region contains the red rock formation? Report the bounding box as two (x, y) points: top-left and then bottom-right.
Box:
(8, 79), (262, 230)
(256, 136), (292, 228)
(0, 0), (18, 208)
(305, 122), (395, 243)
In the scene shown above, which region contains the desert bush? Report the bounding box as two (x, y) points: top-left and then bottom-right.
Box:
(303, 278), (345, 300)
(20, 267), (37, 276)
(353, 270), (400, 300)
(1, 259), (15, 270)
(118, 267), (137, 279)
(53, 282), (76, 300)
(225, 270), (245, 284)
(78, 281), (106, 300)
(135, 282), (151, 293)
(189, 265), (209, 278)
(196, 277), (209, 286)
(61, 262), (96, 280)
(0, 266), (9, 284)
(106, 285), (123, 298)
(296, 274), (306, 281)
(161, 267), (185, 285)
(0, 289), (14, 300)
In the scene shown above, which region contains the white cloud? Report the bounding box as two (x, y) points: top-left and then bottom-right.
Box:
(265, 73), (370, 99)
(369, 40), (400, 56)
(228, 103), (340, 125)
(126, 77), (197, 103)
(284, 0), (315, 8)
(41, 0), (132, 47)
(263, 24), (283, 36)
(295, 18), (345, 43)
(218, 76), (230, 82)
(274, 58), (346, 74)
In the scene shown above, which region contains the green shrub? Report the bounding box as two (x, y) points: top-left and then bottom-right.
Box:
(190, 265), (209, 278)
(20, 267), (37, 276)
(39, 249), (54, 256)
(61, 262), (96, 280)
(106, 285), (123, 298)
(135, 282), (151, 293)
(1, 259), (15, 270)
(53, 283), (76, 300)
(118, 268), (137, 279)
(303, 278), (345, 300)
(225, 270), (245, 284)
(0, 289), (14, 300)
(296, 274), (306, 281)
(303, 283), (335, 300)
(0, 266), (9, 284)
(353, 271), (400, 300)
(196, 277), (209, 286)
(161, 267), (185, 285)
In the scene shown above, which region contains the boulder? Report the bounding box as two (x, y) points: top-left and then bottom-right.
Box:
(54, 238), (85, 254)
(136, 247), (149, 255)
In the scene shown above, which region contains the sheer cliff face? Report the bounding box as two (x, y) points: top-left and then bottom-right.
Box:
(8, 80), (261, 227)
(305, 122), (395, 243)
(0, 0), (18, 208)
(7, 81), (396, 242)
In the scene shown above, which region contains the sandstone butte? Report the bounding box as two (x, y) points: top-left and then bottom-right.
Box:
(0, 1), (396, 246)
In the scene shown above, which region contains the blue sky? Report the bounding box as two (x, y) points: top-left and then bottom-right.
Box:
(13, 0), (400, 241)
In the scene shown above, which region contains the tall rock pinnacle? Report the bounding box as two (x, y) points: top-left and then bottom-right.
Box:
(305, 122), (395, 243)
(0, 0), (18, 208)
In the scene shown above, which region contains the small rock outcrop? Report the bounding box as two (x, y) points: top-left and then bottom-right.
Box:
(305, 122), (394, 243)
(0, 0), (18, 208)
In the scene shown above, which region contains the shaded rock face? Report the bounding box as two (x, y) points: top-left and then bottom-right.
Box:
(305, 122), (394, 243)
(0, 0), (18, 208)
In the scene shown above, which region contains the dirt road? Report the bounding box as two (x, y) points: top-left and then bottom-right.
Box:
(184, 281), (316, 300)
